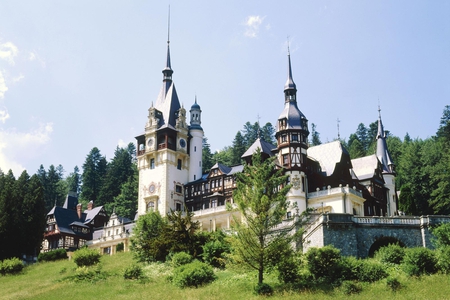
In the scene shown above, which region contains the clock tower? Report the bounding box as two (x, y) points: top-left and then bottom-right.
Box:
(135, 39), (191, 217)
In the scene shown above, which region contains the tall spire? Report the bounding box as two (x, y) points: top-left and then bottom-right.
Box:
(162, 6), (173, 82)
(284, 44), (297, 95)
(376, 106), (395, 174)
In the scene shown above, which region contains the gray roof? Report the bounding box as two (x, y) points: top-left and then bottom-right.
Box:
(307, 140), (348, 176)
(376, 115), (395, 174)
(242, 138), (276, 158)
(154, 83), (181, 128)
(351, 154), (379, 181)
(277, 102), (307, 131)
(284, 53), (297, 91)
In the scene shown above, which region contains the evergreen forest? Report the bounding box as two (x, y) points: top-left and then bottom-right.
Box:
(0, 105), (449, 261)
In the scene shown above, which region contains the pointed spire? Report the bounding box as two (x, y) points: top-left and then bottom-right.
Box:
(284, 44), (297, 92)
(376, 106), (395, 174)
(162, 6), (173, 81)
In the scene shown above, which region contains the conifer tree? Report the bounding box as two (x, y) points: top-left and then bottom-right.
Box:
(230, 149), (304, 285)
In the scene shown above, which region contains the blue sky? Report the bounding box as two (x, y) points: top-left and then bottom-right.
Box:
(0, 1), (449, 177)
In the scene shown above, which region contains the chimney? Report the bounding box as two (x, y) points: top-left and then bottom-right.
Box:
(77, 203), (82, 219)
(88, 200), (94, 211)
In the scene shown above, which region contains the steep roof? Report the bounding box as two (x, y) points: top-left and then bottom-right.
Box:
(376, 110), (395, 174)
(241, 138), (276, 158)
(351, 154), (379, 181)
(307, 140), (349, 176)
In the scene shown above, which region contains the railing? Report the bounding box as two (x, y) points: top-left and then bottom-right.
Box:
(354, 216), (420, 225)
(192, 205), (233, 216)
(308, 185), (362, 199)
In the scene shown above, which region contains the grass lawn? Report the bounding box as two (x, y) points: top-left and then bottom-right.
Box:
(1, 251), (450, 300)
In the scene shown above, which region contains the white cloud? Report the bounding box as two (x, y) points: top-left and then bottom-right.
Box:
(0, 108), (10, 123)
(0, 42), (19, 65)
(29, 51), (36, 61)
(244, 15), (266, 38)
(12, 73), (24, 83)
(0, 122), (53, 175)
(117, 139), (127, 148)
(0, 71), (7, 99)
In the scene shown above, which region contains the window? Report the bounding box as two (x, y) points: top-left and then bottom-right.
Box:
(175, 185), (182, 194)
(147, 201), (155, 212)
(281, 134), (287, 143)
(150, 158), (155, 169)
(176, 203), (182, 211)
(283, 154), (289, 165)
(287, 211), (292, 219)
(292, 134), (298, 142)
(177, 159), (182, 170)
(194, 146), (197, 152)
(211, 199), (217, 208)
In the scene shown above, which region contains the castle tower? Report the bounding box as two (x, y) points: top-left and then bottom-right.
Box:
(376, 107), (397, 215)
(275, 51), (309, 214)
(189, 97), (204, 181)
(135, 37), (189, 217)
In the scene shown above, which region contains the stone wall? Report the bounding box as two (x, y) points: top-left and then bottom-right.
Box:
(302, 213), (450, 258)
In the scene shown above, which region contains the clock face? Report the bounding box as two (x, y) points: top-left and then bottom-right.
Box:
(179, 138), (186, 148)
(149, 184), (156, 194)
(147, 138), (154, 147)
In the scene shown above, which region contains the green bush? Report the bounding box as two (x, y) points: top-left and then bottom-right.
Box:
(72, 248), (101, 267)
(201, 239), (229, 268)
(386, 276), (402, 291)
(276, 255), (300, 284)
(375, 244), (405, 265)
(171, 252), (193, 267)
(171, 260), (216, 288)
(70, 265), (106, 283)
(123, 264), (144, 280)
(0, 257), (24, 275)
(436, 246), (450, 274)
(402, 247), (437, 276)
(340, 280), (362, 295)
(431, 223), (450, 248)
(356, 260), (388, 282)
(116, 242), (124, 253)
(38, 249), (68, 262)
(254, 282), (274, 296)
(341, 256), (387, 282)
(305, 246), (342, 282)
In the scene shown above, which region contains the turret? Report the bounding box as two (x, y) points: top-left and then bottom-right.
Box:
(189, 97), (203, 181)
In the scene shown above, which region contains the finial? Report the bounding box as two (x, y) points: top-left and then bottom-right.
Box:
(167, 5), (171, 45)
(287, 35), (290, 55)
(378, 104), (381, 119)
(337, 118), (341, 140)
(257, 114), (261, 139)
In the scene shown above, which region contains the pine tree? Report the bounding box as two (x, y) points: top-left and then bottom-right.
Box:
(231, 131), (246, 165)
(202, 137), (214, 173)
(310, 123), (322, 146)
(81, 147), (107, 204)
(230, 150), (304, 285)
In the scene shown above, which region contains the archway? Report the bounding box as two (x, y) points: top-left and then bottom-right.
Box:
(368, 236), (405, 257)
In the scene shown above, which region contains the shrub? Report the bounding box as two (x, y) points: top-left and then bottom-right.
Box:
(402, 247), (437, 276)
(436, 245), (450, 274)
(201, 239), (229, 268)
(70, 265), (107, 283)
(340, 280), (362, 295)
(72, 248), (101, 267)
(123, 264), (144, 280)
(0, 258), (24, 275)
(340, 256), (362, 281)
(431, 223), (450, 248)
(276, 255), (300, 284)
(356, 260), (388, 282)
(171, 260), (216, 288)
(254, 282), (274, 296)
(116, 242), (124, 253)
(341, 256), (388, 282)
(38, 249), (68, 262)
(375, 244), (405, 265)
(386, 276), (402, 291)
(171, 252), (193, 267)
(305, 246), (342, 282)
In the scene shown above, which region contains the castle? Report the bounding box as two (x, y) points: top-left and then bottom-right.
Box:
(134, 37), (399, 233)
